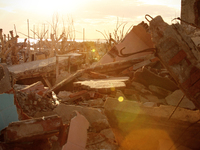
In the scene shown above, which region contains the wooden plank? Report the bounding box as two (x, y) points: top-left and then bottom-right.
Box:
(43, 56), (144, 96)
(73, 77), (129, 93)
(42, 76), (52, 88)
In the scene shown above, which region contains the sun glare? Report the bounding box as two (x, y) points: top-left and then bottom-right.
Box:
(137, 0), (180, 9)
(138, 0), (163, 5)
(18, 0), (84, 15)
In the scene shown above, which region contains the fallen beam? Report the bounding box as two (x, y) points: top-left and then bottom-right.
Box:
(1, 115), (63, 143)
(8, 53), (83, 81)
(43, 56), (145, 96)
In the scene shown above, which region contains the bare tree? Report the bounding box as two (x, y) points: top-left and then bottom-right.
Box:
(96, 17), (133, 50)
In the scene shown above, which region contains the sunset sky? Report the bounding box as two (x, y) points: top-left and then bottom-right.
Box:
(0, 0), (181, 41)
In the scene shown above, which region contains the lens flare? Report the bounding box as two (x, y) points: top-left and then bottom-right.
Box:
(111, 87), (115, 91)
(92, 49), (95, 52)
(118, 96), (124, 102)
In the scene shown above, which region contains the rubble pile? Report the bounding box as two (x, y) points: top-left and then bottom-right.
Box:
(14, 81), (57, 117)
(15, 90), (57, 117)
(1, 15), (200, 150)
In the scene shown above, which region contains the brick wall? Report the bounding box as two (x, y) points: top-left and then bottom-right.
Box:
(181, 0), (196, 25)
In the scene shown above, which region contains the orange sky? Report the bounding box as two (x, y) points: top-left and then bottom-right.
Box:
(0, 0), (181, 41)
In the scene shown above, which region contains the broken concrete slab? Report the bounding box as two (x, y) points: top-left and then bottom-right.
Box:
(33, 111), (57, 118)
(57, 91), (72, 99)
(69, 90), (88, 98)
(104, 97), (200, 122)
(8, 56), (67, 80)
(148, 84), (172, 98)
(86, 98), (104, 107)
(133, 67), (178, 92)
(131, 81), (152, 94)
(53, 104), (107, 125)
(7, 53), (83, 81)
(100, 128), (116, 142)
(0, 93), (18, 131)
(96, 22), (154, 65)
(53, 104), (118, 150)
(142, 102), (157, 107)
(1, 115), (63, 143)
(62, 111), (89, 150)
(158, 139), (192, 150)
(104, 97), (200, 150)
(165, 90), (196, 110)
(90, 118), (110, 133)
(86, 132), (118, 150)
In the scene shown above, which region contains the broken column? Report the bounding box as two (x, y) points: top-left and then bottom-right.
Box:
(148, 15), (200, 109)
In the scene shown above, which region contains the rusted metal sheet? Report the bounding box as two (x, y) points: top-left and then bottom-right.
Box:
(148, 15), (200, 109)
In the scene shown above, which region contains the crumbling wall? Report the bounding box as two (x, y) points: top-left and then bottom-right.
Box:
(181, 0), (200, 26)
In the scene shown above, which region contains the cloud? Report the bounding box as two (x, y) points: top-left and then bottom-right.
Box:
(0, 6), (15, 13)
(0, 0), (181, 39)
(72, 1), (180, 25)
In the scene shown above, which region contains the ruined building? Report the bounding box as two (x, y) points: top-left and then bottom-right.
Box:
(181, 0), (200, 26)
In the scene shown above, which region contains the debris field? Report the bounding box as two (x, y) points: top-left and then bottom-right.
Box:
(1, 15), (200, 150)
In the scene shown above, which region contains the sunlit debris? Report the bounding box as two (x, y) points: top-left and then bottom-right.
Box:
(2, 10), (200, 150)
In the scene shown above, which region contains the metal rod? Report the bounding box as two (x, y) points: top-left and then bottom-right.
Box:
(168, 94), (185, 120)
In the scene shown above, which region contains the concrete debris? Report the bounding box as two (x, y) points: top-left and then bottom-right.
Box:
(57, 90), (72, 99)
(53, 104), (118, 149)
(43, 56), (145, 96)
(148, 84), (172, 98)
(148, 15), (200, 109)
(96, 21), (154, 65)
(133, 66), (179, 92)
(165, 90), (196, 110)
(62, 111), (89, 150)
(86, 98), (104, 107)
(104, 97), (200, 150)
(2, 14), (200, 150)
(15, 81), (57, 117)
